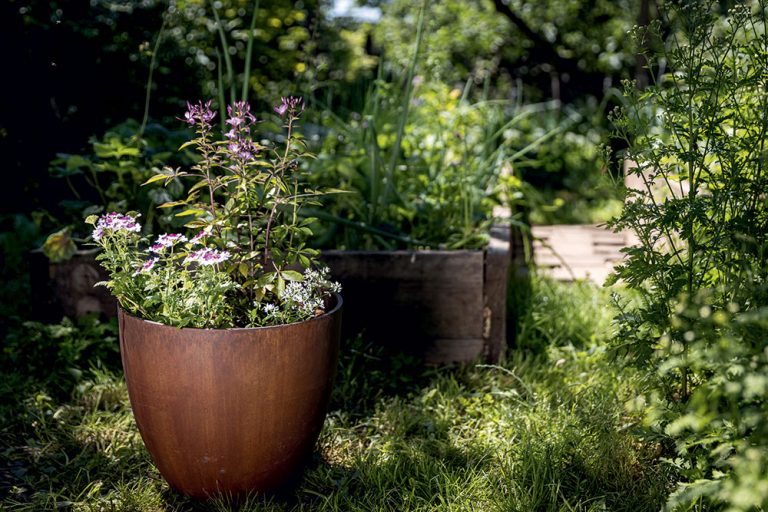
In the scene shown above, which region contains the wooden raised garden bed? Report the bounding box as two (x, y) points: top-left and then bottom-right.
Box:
(320, 226), (510, 364)
(29, 248), (117, 322)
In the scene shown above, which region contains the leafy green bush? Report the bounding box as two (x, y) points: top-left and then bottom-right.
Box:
(609, 1), (768, 508)
(309, 75), (559, 250)
(650, 295), (768, 509)
(375, 0), (638, 93)
(39, 119), (192, 261)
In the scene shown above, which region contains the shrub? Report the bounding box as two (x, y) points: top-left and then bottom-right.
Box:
(609, 1), (768, 508)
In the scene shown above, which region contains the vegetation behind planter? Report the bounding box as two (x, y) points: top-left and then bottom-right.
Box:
(320, 226), (509, 364)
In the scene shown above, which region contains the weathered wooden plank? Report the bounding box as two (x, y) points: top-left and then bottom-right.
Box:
(320, 249), (485, 356)
(483, 225), (511, 363)
(320, 227), (511, 364)
(423, 338), (485, 365)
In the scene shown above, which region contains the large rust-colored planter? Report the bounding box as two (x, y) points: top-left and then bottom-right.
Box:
(117, 296), (342, 500)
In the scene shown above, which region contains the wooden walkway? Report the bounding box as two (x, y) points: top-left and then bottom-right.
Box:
(527, 224), (633, 285)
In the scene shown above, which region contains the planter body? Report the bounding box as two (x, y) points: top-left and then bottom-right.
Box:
(320, 226), (509, 364)
(29, 248), (117, 321)
(118, 297), (342, 500)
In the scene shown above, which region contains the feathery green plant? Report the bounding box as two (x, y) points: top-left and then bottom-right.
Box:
(609, 1), (768, 508)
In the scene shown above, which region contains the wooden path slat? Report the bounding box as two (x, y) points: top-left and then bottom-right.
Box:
(526, 224), (633, 285)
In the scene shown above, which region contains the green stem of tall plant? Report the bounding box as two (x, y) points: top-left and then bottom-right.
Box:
(138, 16), (168, 139)
(241, 0), (260, 103)
(263, 115), (295, 267)
(383, 0), (427, 205)
(211, 1), (236, 106)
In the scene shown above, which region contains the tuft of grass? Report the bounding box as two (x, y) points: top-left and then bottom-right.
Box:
(0, 278), (672, 511)
(513, 274), (617, 352)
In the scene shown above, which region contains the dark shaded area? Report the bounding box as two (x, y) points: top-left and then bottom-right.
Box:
(2, 2), (150, 214)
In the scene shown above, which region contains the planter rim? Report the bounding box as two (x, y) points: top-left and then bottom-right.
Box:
(118, 293), (342, 333)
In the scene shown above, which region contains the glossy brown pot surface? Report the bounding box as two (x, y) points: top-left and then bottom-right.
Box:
(118, 296), (342, 500)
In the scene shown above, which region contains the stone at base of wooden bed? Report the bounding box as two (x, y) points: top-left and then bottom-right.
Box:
(320, 226), (510, 365)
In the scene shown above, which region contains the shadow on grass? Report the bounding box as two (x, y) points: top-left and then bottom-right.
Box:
(0, 306), (671, 511)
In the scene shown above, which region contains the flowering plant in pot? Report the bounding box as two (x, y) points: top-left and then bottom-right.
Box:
(87, 98), (342, 500)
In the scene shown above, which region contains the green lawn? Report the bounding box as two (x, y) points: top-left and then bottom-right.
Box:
(0, 277), (672, 511)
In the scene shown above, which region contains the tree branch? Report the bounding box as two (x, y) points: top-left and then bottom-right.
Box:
(490, 0), (579, 75)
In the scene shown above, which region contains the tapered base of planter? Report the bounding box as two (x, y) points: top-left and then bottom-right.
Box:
(118, 296), (342, 500)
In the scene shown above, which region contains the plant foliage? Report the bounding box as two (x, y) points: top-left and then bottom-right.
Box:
(89, 100), (339, 328)
(609, 1), (768, 508)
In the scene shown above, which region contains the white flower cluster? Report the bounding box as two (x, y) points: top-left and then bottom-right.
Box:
(150, 233), (188, 253)
(304, 267), (342, 294)
(262, 303), (279, 315)
(133, 257), (159, 276)
(282, 267), (341, 317)
(283, 281), (324, 316)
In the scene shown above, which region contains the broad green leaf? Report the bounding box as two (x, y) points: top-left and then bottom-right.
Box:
(42, 228), (77, 263)
(142, 174), (169, 186)
(281, 270), (304, 281)
(175, 208), (204, 217)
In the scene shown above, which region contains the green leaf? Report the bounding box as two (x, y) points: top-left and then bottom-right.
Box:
(42, 228), (77, 263)
(256, 273), (276, 286)
(175, 208), (205, 217)
(280, 270), (304, 282)
(158, 200), (188, 209)
(142, 174), (170, 186)
(178, 140), (198, 151)
(188, 180), (210, 194)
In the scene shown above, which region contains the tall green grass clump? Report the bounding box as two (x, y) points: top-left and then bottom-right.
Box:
(310, 75), (561, 250)
(307, 1), (567, 250)
(610, 1), (768, 509)
(513, 274), (616, 352)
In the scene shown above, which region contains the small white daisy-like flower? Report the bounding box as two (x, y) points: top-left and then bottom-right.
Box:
(262, 303), (279, 314)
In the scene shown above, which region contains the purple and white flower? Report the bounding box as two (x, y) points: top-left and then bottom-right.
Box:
(92, 213), (141, 241)
(189, 230), (207, 246)
(182, 100), (216, 126)
(133, 257), (159, 276)
(149, 233), (188, 253)
(273, 96), (304, 117)
(226, 101), (256, 128)
(184, 247), (231, 266)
